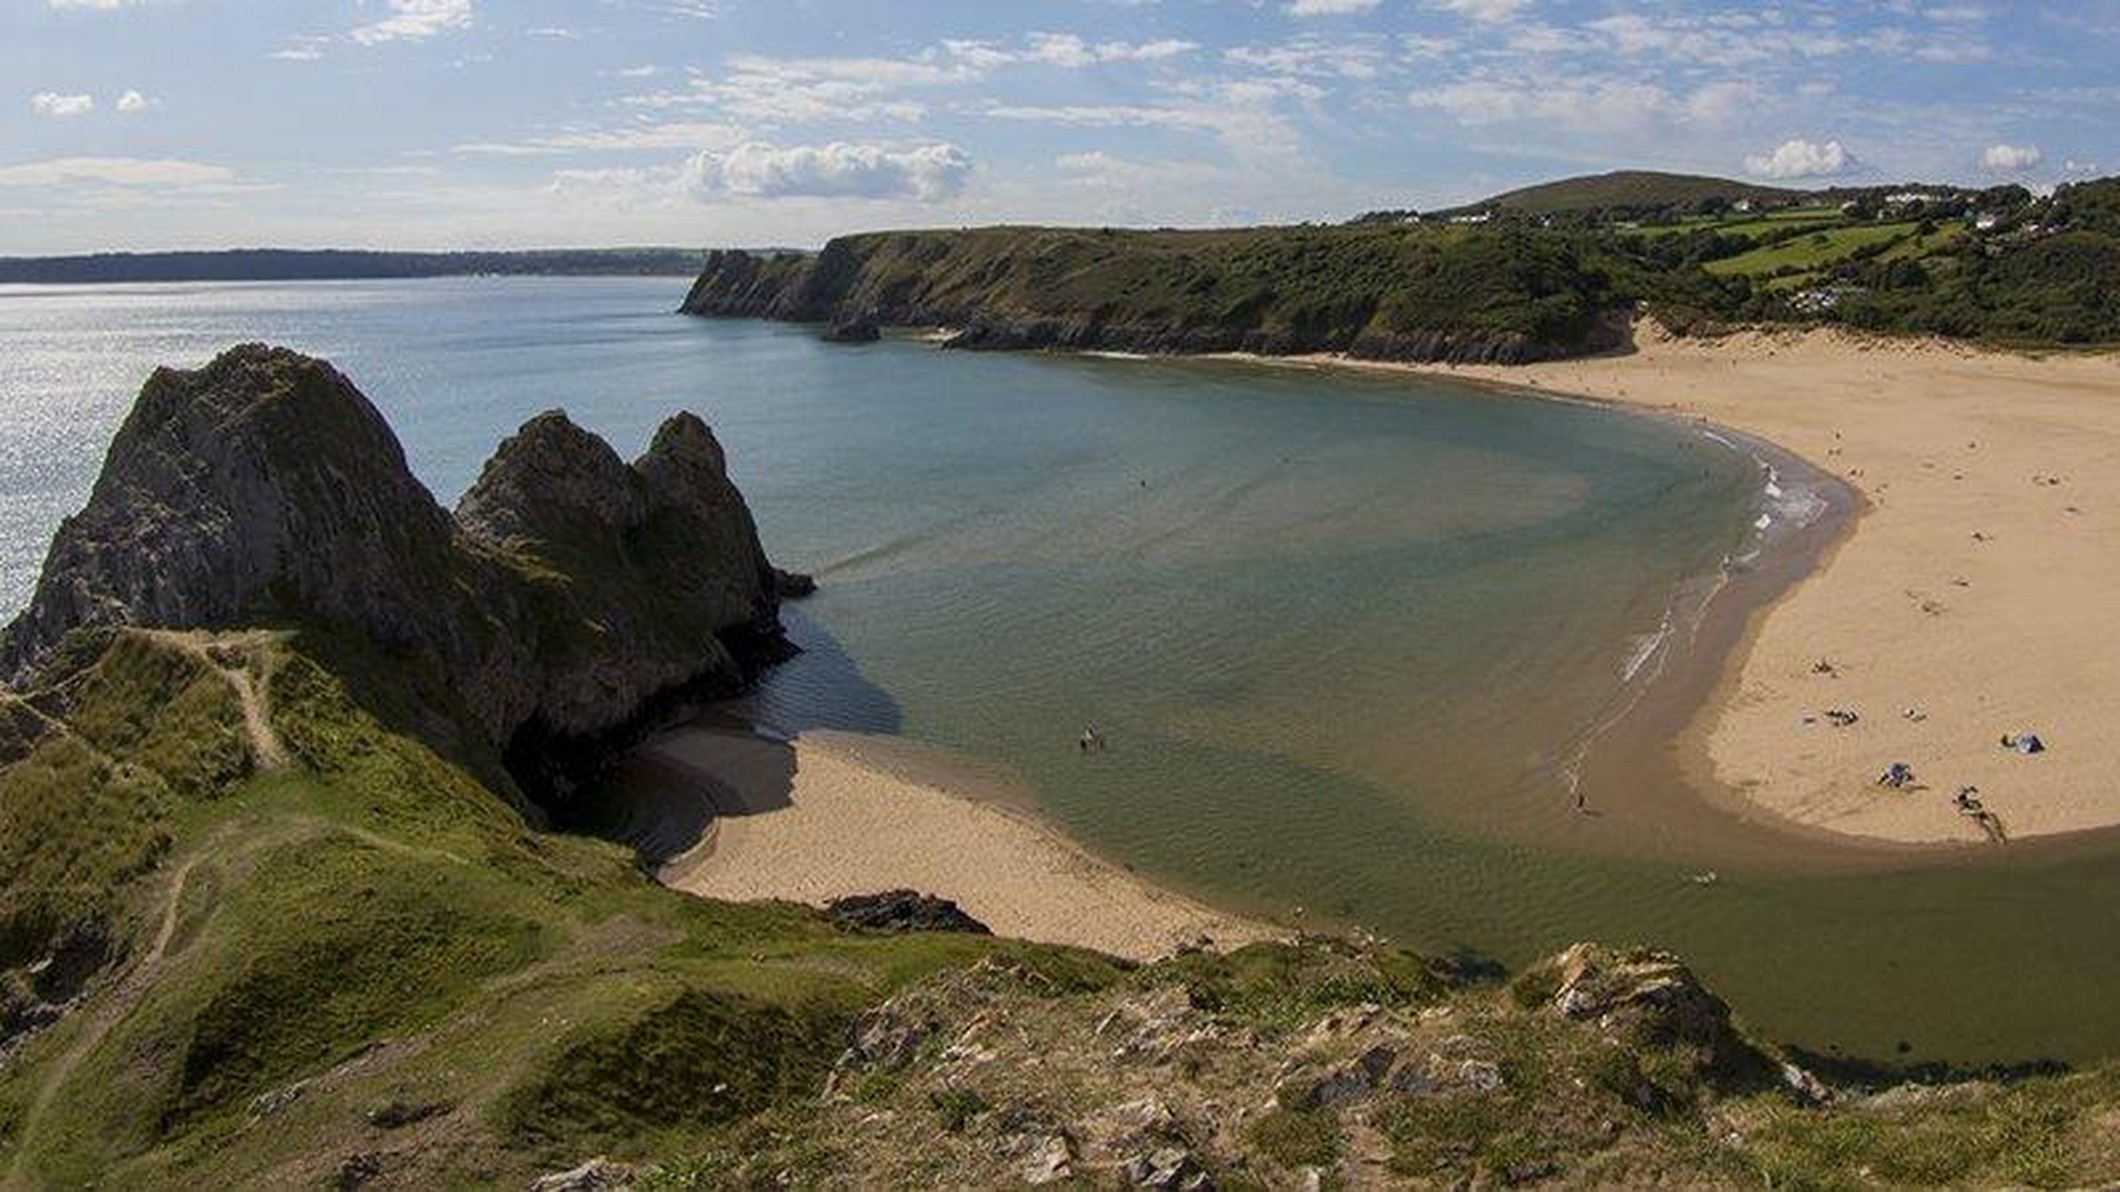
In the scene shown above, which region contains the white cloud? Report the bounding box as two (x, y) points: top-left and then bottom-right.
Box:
(1744, 138), (1857, 179)
(985, 81), (1315, 166)
(0, 157), (236, 187)
(454, 120), (744, 155)
(946, 33), (1198, 70)
(271, 36), (332, 61)
(30, 92), (96, 117)
(1431, 0), (1532, 22)
(682, 141), (972, 202)
(1286, 0), (1380, 14)
(352, 0), (474, 45)
(1226, 34), (1389, 78)
(623, 35), (1205, 132)
(1013, 32), (1199, 66)
(1410, 74), (1755, 137)
(628, 52), (975, 125)
(1981, 142), (2041, 171)
(115, 89), (154, 113)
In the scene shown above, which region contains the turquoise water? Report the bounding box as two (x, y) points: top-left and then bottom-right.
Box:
(5, 277), (2119, 1066)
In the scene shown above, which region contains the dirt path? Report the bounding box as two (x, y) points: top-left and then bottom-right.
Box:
(141, 629), (288, 771)
(0, 810), (469, 1185)
(4, 844), (205, 1190)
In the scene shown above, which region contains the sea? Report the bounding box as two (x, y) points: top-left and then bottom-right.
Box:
(5, 275), (2117, 1066)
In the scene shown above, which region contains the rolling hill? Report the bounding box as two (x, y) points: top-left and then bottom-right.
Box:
(1463, 170), (1810, 217)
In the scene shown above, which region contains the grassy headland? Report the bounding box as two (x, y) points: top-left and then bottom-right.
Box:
(683, 224), (1636, 363)
(684, 173), (2120, 353)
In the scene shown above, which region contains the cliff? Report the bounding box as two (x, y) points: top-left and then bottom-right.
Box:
(680, 224), (1631, 365)
(0, 344), (790, 793)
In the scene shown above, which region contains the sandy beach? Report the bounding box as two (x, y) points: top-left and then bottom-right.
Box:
(1266, 322), (2120, 845)
(652, 727), (1282, 960)
(650, 319), (2118, 950)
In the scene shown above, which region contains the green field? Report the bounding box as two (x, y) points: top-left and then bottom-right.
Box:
(1705, 220), (1924, 277)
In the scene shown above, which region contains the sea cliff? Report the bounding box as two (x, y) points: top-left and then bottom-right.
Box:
(680, 225), (1631, 365)
(0, 344), (797, 798)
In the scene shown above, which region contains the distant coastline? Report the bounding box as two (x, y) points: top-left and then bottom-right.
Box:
(0, 247), (712, 285)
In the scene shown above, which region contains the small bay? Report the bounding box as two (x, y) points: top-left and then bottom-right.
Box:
(5, 275), (2117, 1065)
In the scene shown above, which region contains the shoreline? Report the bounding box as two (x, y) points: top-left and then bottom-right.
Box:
(625, 318), (2120, 961)
(634, 725), (1285, 961)
(1198, 323), (2120, 845)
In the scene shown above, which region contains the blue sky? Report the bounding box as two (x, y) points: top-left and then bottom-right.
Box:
(3, 0), (2115, 252)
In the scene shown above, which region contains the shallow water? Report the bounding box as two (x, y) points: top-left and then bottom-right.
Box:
(5, 277), (2118, 1066)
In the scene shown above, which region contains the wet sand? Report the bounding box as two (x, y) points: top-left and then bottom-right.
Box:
(650, 727), (1284, 960)
(1250, 323), (2120, 844)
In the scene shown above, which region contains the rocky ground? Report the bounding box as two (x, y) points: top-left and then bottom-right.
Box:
(637, 939), (2120, 1190)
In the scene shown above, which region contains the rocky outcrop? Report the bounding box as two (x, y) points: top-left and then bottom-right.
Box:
(1, 347), (469, 684)
(827, 890), (992, 937)
(0, 344), (791, 801)
(454, 406), (781, 759)
(1520, 943), (1773, 1089)
(821, 314), (882, 344)
(772, 568), (817, 599)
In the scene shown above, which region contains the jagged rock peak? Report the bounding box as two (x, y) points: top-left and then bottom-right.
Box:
(2, 345), (793, 796)
(456, 408), (647, 547)
(0, 344), (458, 684)
(645, 409), (728, 475)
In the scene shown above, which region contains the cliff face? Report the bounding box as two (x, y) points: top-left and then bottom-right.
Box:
(2, 347), (467, 676)
(0, 344), (788, 794)
(454, 406), (783, 766)
(680, 226), (1629, 365)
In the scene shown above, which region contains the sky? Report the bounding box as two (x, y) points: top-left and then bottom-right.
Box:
(3, 0), (2116, 253)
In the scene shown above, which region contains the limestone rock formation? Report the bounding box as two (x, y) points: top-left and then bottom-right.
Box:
(1, 346), (467, 684)
(0, 344), (791, 798)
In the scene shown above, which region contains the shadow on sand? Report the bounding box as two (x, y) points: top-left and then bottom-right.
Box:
(560, 602), (903, 865)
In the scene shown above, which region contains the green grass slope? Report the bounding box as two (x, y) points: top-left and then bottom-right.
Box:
(0, 626), (1116, 1187)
